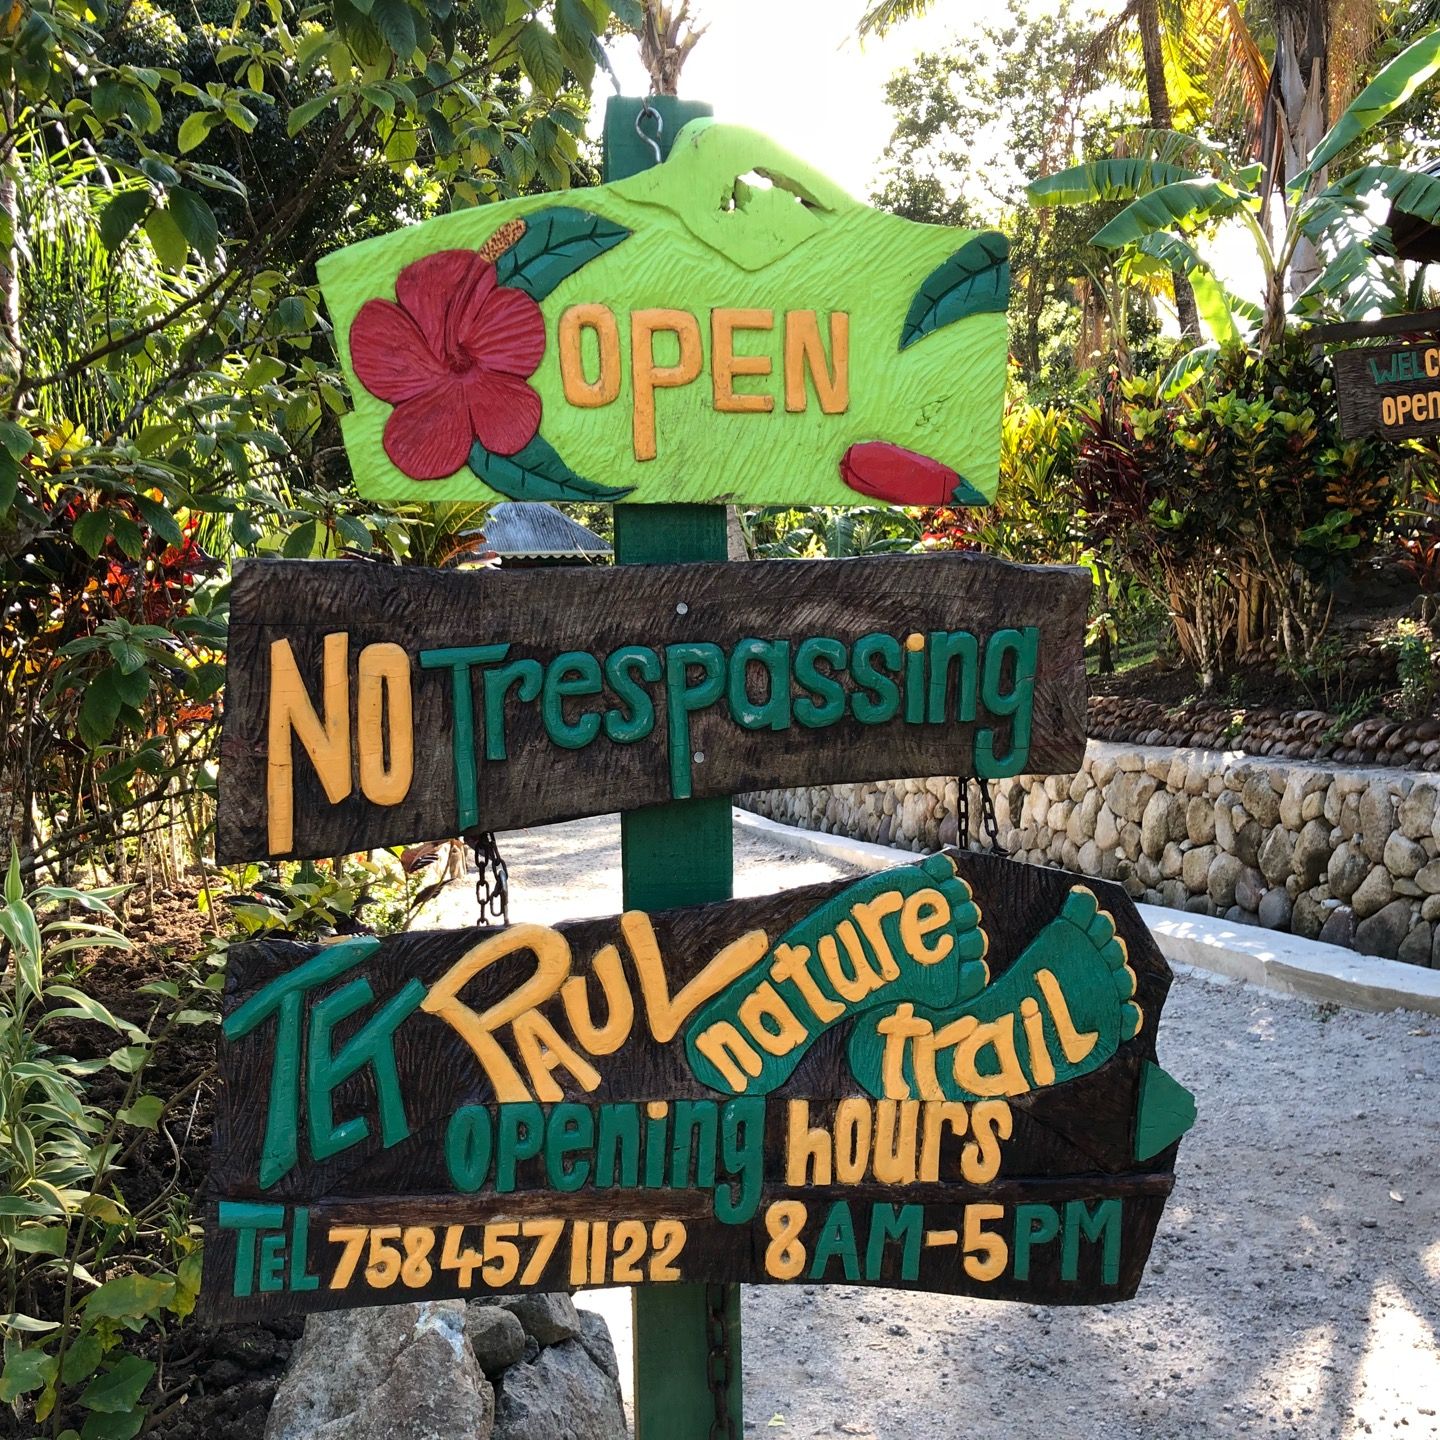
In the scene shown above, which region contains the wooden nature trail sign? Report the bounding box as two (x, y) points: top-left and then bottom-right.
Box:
(200, 850), (1195, 1322)
(315, 118), (1009, 508)
(1334, 337), (1440, 439)
(217, 552), (1089, 864)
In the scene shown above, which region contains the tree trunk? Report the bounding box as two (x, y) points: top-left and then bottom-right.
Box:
(1136, 0), (1202, 340)
(1273, 0), (1331, 295)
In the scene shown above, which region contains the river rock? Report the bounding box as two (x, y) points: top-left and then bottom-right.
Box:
(1111, 771), (1158, 824)
(1327, 842), (1369, 901)
(1241, 771), (1281, 826)
(1208, 853), (1244, 908)
(1234, 866), (1265, 913)
(1258, 887), (1294, 931)
(1185, 795), (1216, 846)
(1292, 818), (1333, 888)
(265, 1302), (493, 1440)
(467, 1304), (526, 1377)
(1317, 904), (1355, 947)
(1160, 841), (1184, 879)
(493, 1337), (625, 1440)
(1095, 804), (1121, 853)
(1182, 844), (1216, 892)
(1359, 780), (1397, 862)
(1398, 920), (1433, 966)
(1258, 827), (1295, 885)
(1383, 832), (1427, 879)
(1355, 899), (1413, 960)
(1400, 782), (1438, 838)
(1352, 866), (1395, 919)
(1140, 791), (1181, 857)
(1232, 819), (1263, 868)
(1291, 889), (1329, 939)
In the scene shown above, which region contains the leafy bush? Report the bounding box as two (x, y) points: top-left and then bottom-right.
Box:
(1070, 339), (1408, 684)
(0, 853), (221, 1437)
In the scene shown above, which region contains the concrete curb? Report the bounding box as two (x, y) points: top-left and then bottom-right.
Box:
(734, 807), (1440, 1018)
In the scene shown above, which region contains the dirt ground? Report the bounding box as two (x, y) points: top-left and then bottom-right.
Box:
(455, 813), (1440, 1440)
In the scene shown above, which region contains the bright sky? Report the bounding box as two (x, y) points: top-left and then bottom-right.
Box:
(592, 1), (967, 201)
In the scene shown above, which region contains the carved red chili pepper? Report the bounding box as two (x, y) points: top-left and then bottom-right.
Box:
(839, 441), (980, 505)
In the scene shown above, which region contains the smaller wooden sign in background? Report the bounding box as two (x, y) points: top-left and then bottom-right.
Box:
(1334, 337), (1440, 439)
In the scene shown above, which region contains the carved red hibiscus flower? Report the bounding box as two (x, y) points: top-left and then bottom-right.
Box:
(349, 249), (545, 480)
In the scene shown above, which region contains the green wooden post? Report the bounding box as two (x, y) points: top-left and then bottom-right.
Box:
(604, 94), (743, 1440)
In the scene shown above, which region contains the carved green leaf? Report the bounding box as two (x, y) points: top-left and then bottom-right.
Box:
(494, 207), (631, 301)
(898, 231), (1009, 352)
(469, 434), (634, 503)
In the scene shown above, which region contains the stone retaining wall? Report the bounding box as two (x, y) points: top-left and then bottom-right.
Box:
(741, 741), (1440, 967)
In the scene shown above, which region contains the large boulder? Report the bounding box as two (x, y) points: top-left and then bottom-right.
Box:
(265, 1302), (493, 1440)
(1291, 818), (1333, 888)
(493, 1338), (626, 1440)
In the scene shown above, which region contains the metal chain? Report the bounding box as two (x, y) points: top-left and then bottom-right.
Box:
(635, 98), (664, 164)
(952, 779), (1009, 856)
(704, 1284), (738, 1440)
(466, 830), (510, 926)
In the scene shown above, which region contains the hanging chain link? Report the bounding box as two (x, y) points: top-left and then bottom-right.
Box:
(466, 830), (510, 926)
(952, 778), (1008, 856)
(704, 1284), (738, 1440)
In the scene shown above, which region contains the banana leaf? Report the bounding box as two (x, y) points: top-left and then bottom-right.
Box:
(1132, 234), (1255, 345)
(1323, 165), (1440, 226)
(1296, 29), (1440, 191)
(1090, 179), (1252, 249)
(1027, 158), (1201, 207)
(1160, 341), (1220, 399)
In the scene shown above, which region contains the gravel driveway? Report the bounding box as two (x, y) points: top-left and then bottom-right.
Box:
(433, 814), (1440, 1440)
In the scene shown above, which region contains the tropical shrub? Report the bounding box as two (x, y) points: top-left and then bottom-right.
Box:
(0, 852), (222, 1437)
(1070, 339), (1406, 684)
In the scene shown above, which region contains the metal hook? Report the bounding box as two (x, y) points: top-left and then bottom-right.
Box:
(636, 99), (663, 165)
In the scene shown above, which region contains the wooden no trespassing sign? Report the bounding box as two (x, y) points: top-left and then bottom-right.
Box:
(200, 850), (1196, 1322)
(216, 552), (1089, 863)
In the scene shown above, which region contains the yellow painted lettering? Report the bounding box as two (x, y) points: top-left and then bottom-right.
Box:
(769, 942), (845, 1025)
(421, 924), (571, 1103)
(737, 980), (810, 1057)
(785, 1099), (832, 1185)
(1035, 968), (1100, 1064)
(711, 307), (774, 413)
(899, 887), (954, 966)
(559, 944), (634, 1057)
(267, 632), (351, 855)
(510, 1009), (602, 1101)
(622, 913), (769, 1043)
(356, 642), (412, 807)
(692, 1020), (763, 1093)
(631, 308), (703, 461)
(834, 1097), (873, 1183)
(850, 891), (905, 980)
(559, 303), (621, 408)
(961, 1099), (1013, 1183)
(873, 1099), (919, 1185)
(783, 309), (849, 413)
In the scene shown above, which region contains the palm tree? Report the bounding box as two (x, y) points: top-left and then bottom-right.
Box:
(858, 0), (1269, 339)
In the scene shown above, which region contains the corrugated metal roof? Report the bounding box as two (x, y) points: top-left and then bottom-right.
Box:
(480, 502), (611, 559)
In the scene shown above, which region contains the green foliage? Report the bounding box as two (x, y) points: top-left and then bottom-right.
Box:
(0, 852), (219, 1435)
(1384, 619), (1439, 719)
(1068, 340), (1405, 682)
(742, 506), (920, 559)
(0, 0), (630, 880)
(872, 2), (1150, 394)
(1029, 28), (1440, 352)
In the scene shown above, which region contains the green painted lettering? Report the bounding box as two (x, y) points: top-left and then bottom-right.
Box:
(545, 1103), (595, 1191)
(850, 632), (901, 724)
(1062, 1197), (1122, 1284)
(794, 636), (847, 728)
(445, 1105), (494, 1193)
(1012, 1202), (1061, 1281)
(976, 627), (1037, 777)
(665, 642), (725, 798)
(927, 630), (978, 723)
(727, 637), (792, 731)
(419, 645), (508, 831)
(603, 645), (661, 743)
(809, 1199), (861, 1280)
(482, 657), (543, 762)
(495, 1103), (545, 1191)
(865, 1203), (923, 1281)
(542, 650), (603, 750)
